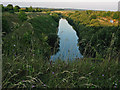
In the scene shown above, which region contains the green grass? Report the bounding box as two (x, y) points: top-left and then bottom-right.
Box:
(2, 12), (120, 88)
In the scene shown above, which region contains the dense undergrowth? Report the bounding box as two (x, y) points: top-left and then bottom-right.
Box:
(63, 11), (120, 60)
(2, 11), (120, 88)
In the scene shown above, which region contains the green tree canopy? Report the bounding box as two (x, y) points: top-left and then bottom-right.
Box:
(90, 14), (97, 20)
(113, 12), (119, 19)
(7, 4), (13, 10)
(14, 5), (20, 12)
(6, 4), (14, 13)
(28, 6), (33, 12)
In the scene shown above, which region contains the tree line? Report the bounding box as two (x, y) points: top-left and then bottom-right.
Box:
(1, 4), (64, 13)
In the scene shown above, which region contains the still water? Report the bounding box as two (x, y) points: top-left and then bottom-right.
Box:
(50, 18), (83, 61)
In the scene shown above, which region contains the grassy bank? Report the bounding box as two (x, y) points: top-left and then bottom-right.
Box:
(63, 11), (120, 60)
(2, 12), (60, 88)
(2, 11), (120, 88)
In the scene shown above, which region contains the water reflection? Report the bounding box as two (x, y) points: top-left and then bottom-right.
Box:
(50, 18), (83, 61)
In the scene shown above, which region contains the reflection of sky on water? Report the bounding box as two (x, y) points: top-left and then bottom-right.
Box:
(50, 19), (83, 61)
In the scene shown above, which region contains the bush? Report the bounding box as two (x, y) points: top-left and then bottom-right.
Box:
(18, 11), (27, 22)
(90, 14), (97, 20)
(9, 10), (14, 13)
(2, 18), (11, 35)
(113, 12), (119, 19)
(47, 33), (59, 47)
(14, 5), (20, 12)
(51, 13), (60, 22)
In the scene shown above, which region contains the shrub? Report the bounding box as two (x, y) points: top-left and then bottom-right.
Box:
(14, 5), (21, 12)
(113, 12), (119, 19)
(47, 33), (59, 47)
(18, 11), (27, 22)
(2, 18), (10, 35)
(90, 14), (97, 20)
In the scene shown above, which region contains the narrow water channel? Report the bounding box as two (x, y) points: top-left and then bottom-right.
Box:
(50, 18), (83, 61)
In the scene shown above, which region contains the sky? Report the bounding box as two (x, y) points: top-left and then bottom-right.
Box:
(1, 0), (120, 2)
(1, 0), (120, 11)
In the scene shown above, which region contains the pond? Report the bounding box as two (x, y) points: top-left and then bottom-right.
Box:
(50, 18), (83, 61)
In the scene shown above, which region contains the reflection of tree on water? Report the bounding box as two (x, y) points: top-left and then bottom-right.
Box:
(47, 33), (60, 56)
(50, 39), (60, 56)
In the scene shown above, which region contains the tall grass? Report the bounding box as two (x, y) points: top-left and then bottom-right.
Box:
(2, 12), (120, 88)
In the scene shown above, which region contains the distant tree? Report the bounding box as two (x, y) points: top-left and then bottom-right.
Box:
(25, 7), (29, 12)
(68, 13), (73, 16)
(52, 13), (60, 22)
(113, 12), (119, 19)
(7, 4), (14, 13)
(90, 14), (97, 20)
(38, 9), (42, 12)
(7, 4), (13, 10)
(35, 8), (39, 12)
(102, 11), (111, 17)
(86, 10), (93, 14)
(14, 5), (20, 12)
(46, 11), (51, 15)
(75, 11), (79, 13)
(18, 11), (27, 22)
(102, 12), (107, 17)
(106, 11), (111, 17)
(28, 6), (33, 12)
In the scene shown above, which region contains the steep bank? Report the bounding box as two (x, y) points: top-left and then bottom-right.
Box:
(2, 12), (120, 88)
(2, 13), (60, 88)
(63, 11), (120, 60)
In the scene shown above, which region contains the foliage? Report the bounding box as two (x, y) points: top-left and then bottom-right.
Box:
(90, 14), (97, 20)
(63, 10), (119, 59)
(47, 33), (59, 47)
(2, 18), (11, 34)
(51, 13), (60, 22)
(28, 6), (34, 12)
(7, 4), (13, 10)
(112, 12), (119, 19)
(2, 8), (120, 89)
(18, 11), (27, 22)
(6, 4), (14, 13)
(14, 5), (21, 12)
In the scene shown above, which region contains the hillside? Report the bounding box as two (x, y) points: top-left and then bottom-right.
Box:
(2, 10), (120, 88)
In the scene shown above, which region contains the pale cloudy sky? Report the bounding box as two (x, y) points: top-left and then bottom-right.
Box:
(1, 0), (120, 11)
(1, 0), (119, 2)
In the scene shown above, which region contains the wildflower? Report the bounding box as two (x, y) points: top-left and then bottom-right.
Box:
(102, 74), (104, 76)
(22, 80), (25, 82)
(52, 72), (54, 74)
(14, 44), (16, 47)
(115, 83), (117, 86)
(114, 86), (117, 88)
(50, 61), (52, 65)
(15, 54), (16, 57)
(32, 85), (35, 88)
(43, 84), (46, 87)
(89, 73), (91, 75)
